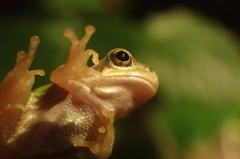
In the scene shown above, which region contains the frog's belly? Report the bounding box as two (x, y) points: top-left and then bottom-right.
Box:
(8, 95), (103, 156)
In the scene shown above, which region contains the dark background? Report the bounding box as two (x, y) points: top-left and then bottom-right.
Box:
(1, 0), (239, 37)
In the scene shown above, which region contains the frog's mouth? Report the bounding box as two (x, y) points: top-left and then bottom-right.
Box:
(134, 74), (159, 93)
(104, 74), (158, 92)
(91, 59), (159, 94)
(99, 66), (159, 93)
(98, 74), (158, 108)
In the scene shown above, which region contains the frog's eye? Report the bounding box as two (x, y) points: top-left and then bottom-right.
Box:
(109, 49), (132, 67)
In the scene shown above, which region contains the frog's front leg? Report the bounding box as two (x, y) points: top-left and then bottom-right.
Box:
(0, 36), (44, 148)
(50, 25), (102, 92)
(50, 25), (115, 159)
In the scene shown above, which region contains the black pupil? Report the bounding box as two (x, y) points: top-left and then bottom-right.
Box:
(116, 51), (129, 61)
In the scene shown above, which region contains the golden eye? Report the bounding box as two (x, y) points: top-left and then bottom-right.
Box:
(109, 49), (132, 67)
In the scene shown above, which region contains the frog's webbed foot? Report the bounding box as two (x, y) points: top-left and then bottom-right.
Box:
(0, 36), (45, 112)
(50, 25), (102, 87)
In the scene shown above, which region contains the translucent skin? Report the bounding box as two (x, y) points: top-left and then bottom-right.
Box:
(0, 36), (45, 159)
(0, 25), (158, 159)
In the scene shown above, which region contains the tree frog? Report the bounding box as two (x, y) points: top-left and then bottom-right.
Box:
(0, 25), (158, 159)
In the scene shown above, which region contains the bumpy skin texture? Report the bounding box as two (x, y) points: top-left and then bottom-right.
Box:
(0, 26), (158, 159)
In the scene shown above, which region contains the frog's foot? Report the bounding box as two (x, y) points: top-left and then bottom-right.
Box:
(0, 36), (44, 147)
(73, 126), (114, 159)
(0, 36), (45, 112)
(50, 25), (102, 86)
(73, 108), (115, 159)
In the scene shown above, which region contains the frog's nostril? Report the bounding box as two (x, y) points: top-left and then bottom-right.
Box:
(147, 66), (154, 72)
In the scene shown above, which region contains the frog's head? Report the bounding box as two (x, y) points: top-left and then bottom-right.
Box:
(50, 25), (158, 119)
(92, 48), (158, 118)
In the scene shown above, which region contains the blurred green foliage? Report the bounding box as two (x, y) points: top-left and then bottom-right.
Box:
(0, 1), (240, 159)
